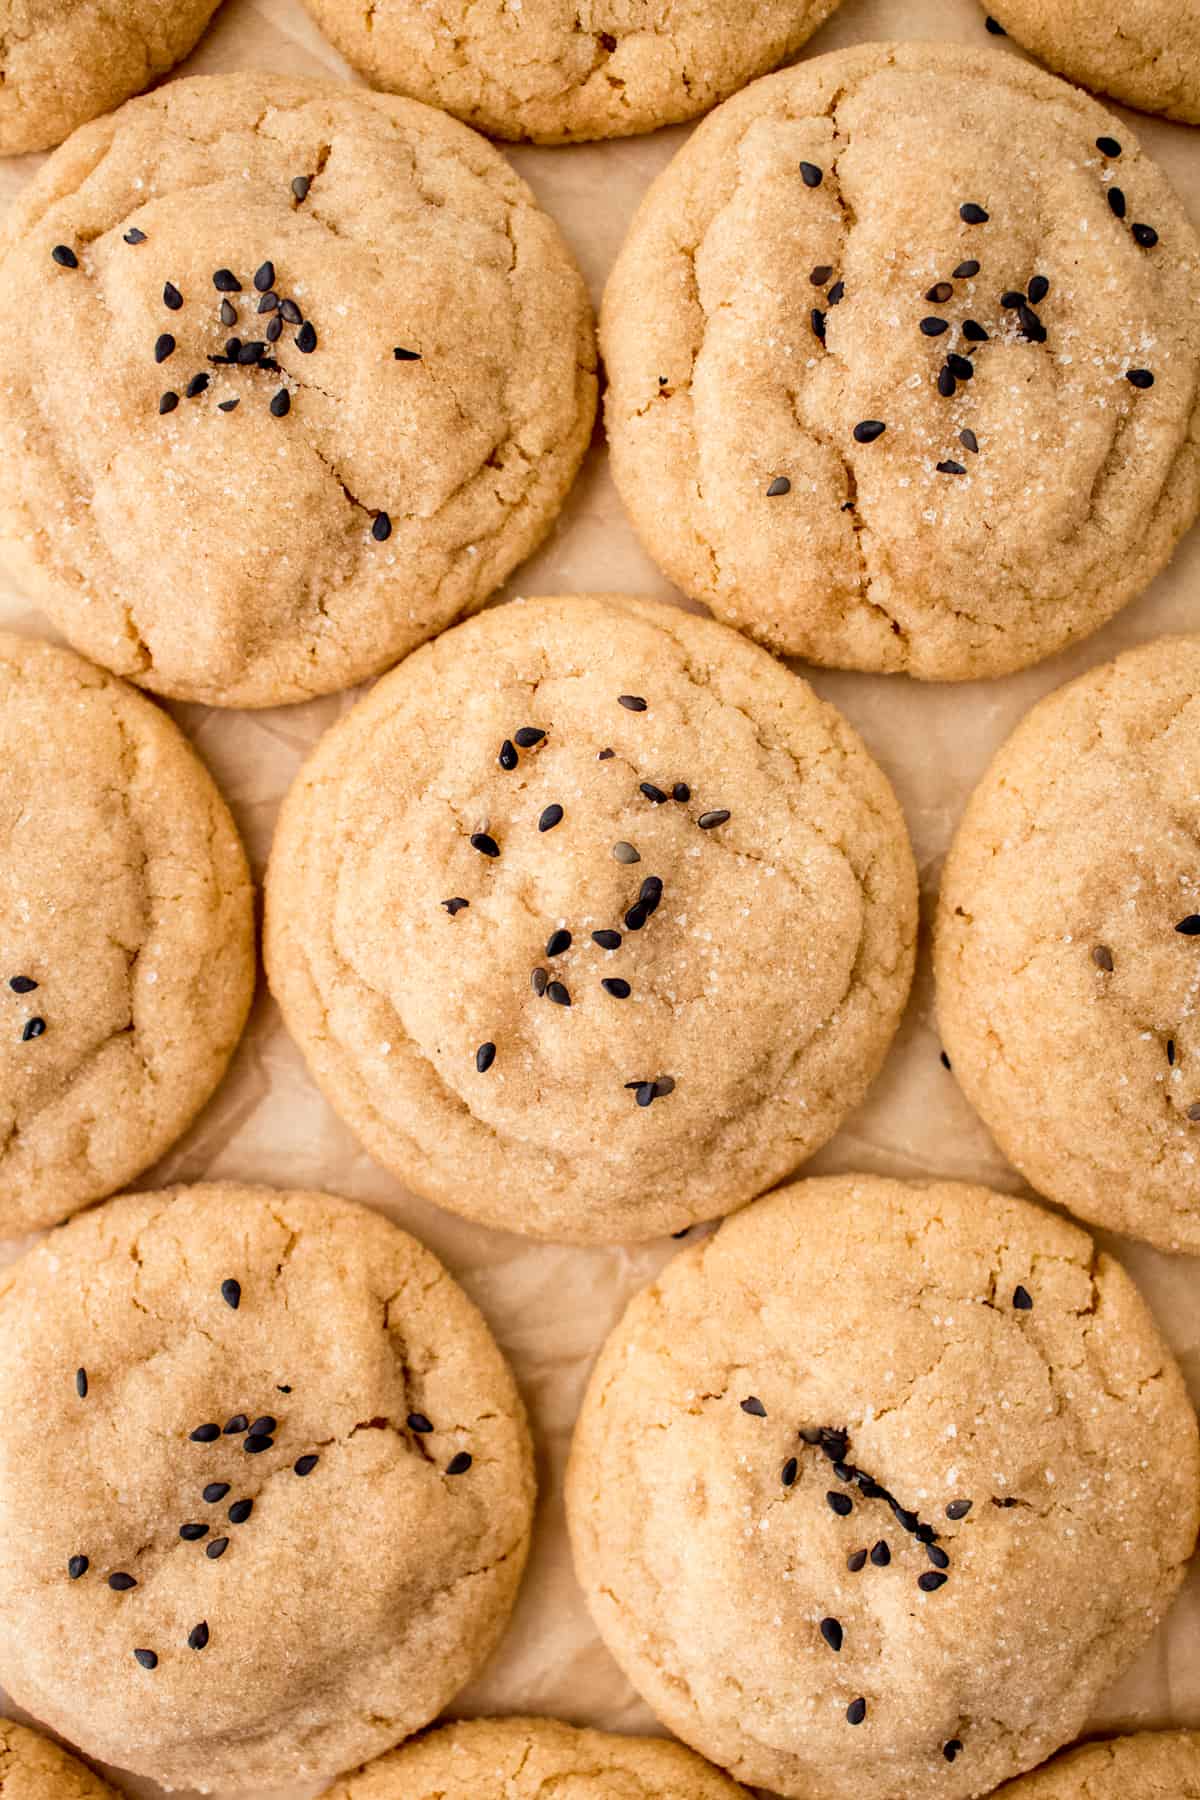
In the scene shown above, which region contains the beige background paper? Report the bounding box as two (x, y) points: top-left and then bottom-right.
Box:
(0, 1), (1198, 1795)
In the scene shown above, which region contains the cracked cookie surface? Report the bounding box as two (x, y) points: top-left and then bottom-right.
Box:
(566, 1174), (1200, 1800)
(994, 1731), (1200, 1797)
(982, 1), (1200, 124)
(602, 41), (1200, 680)
(936, 636), (1200, 1256)
(0, 1182), (535, 1791)
(297, 0), (843, 144)
(264, 595), (917, 1244)
(329, 1715), (748, 1796)
(0, 1719), (121, 1800)
(0, 73), (596, 707)
(0, 632), (254, 1237)
(0, 0), (223, 154)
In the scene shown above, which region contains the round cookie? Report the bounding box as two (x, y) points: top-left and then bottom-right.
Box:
(602, 42), (1200, 681)
(329, 1717), (748, 1796)
(993, 1732), (1200, 1797)
(264, 595), (918, 1244)
(297, 0), (844, 145)
(0, 633), (253, 1237)
(0, 1183), (535, 1791)
(982, 2), (1200, 125)
(565, 1174), (1200, 1800)
(0, 1), (224, 156)
(0, 75), (596, 708)
(0, 1720), (121, 1800)
(936, 636), (1200, 1255)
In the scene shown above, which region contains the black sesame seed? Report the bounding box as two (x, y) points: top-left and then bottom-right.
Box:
(394, 346), (421, 361)
(593, 929), (622, 950)
(946, 1498), (972, 1519)
(446, 1452), (472, 1475)
(276, 301), (302, 329)
(811, 309), (827, 343)
(602, 978), (631, 998)
(698, 810), (730, 829)
(985, 13), (1006, 30)
(1028, 274), (1050, 304)
(799, 161), (823, 187)
(124, 228), (147, 245)
(927, 1542), (951, 1569)
(250, 1416), (277, 1437)
(514, 727), (545, 747)
(853, 420), (886, 443)
(639, 875), (663, 910)
(827, 280), (845, 306)
(959, 429), (980, 454)
(613, 841), (640, 864)
(8, 976), (37, 993)
(962, 319), (988, 342)
(1013, 1284), (1033, 1310)
(292, 176), (311, 201)
(297, 320), (317, 354)
(920, 316), (949, 336)
(372, 512), (392, 542)
(598, 748), (615, 760)
(221, 299), (239, 326)
(1126, 368), (1154, 388)
(186, 373), (209, 399)
(1132, 222), (1159, 247)
(470, 832), (500, 857)
(546, 981), (571, 1007)
(918, 1570), (948, 1592)
(624, 903), (648, 932)
(1000, 290), (1025, 309)
(254, 261), (275, 293)
(833, 1461), (854, 1483)
(847, 1548), (868, 1571)
(244, 1434), (273, 1454)
(188, 1621), (209, 1651)
(108, 1572), (137, 1591)
(766, 475), (792, 496)
(672, 783), (691, 802)
(74, 1366), (88, 1399)
(947, 354), (974, 381)
(781, 1457), (799, 1487)
(940, 1050), (952, 1069)
(266, 316), (283, 343)
(846, 1699), (867, 1726)
(925, 282), (954, 303)
(269, 388), (291, 418)
(531, 967), (549, 997)
(618, 694), (647, 712)
(827, 1490), (853, 1516)
(937, 365), (956, 397)
(1169, 1039), (1177, 1065)
(158, 393), (179, 416)
(810, 264), (833, 286)
(1107, 186), (1127, 219)
(539, 804), (564, 833)
(163, 281), (183, 310)
(191, 1424), (220, 1443)
(740, 1396), (767, 1417)
(960, 203), (989, 223)
(407, 1412), (434, 1434)
(652, 1076), (675, 1097)
(870, 1539), (891, 1566)
(68, 1555), (88, 1579)
(442, 897), (468, 917)
(223, 1415), (248, 1435)
(294, 1454), (319, 1476)
(203, 1483), (230, 1504)
(227, 1499), (253, 1524)
(498, 739), (518, 771)
(206, 1537), (229, 1559)
(1096, 135), (1122, 157)
(953, 259), (981, 278)
(634, 1082), (655, 1108)
(180, 1523), (208, 1541)
(640, 782), (668, 805)
(257, 292), (278, 314)
(134, 1649), (158, 1669)
(937, 460), (967, 476)
(546, 928), (572, 956)
(475, 1041), (497, 1074)
(155, 334), (176, 364)
(51, 245), (79, 269)
(819, 1617), (843, 1652)
(213, 269), (242, 292)
(1017, 304), (1046, 343)
(944, 1740), (963, 1763)
(1176, 915), (1200, 934)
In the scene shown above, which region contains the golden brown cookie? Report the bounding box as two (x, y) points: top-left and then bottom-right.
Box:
(566, 1175), (1200, 1800)
(0, 632), (253, 1237)
(936, 636), (1200, 1255)
(0, 1183), (535, 1791)
(0, 0), (224, 155)
(0, 1720), (120, 1800)
(993, 1732), (1200, 1797)
(0, 74), (596, 707)
(982, 2), (1200, 124)
(330, 1717), (748, 1796)
(297, 0), (843, 144)
(265, 596), (917, 1244)
(602, 42), (1200, 680)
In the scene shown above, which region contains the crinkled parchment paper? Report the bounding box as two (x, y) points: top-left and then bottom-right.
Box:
(0, 1), (1198, 1796)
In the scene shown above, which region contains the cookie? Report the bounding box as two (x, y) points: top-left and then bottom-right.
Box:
(994, 1732), (1200, 1797)
(0, 1182), (535, 1791)
(297, 0), (844, 145)
(0, 1720), (121, 1800)
(0, 1), (223, 156)
(566, 1174), (1200, 1800)
(936, 636), (1200, 1255)
(265, 595), (917, 1244)
(0, 75), (596, 708)
(0, 633), (253, 1237)
(602, 42), (1200, 681)
(983, 3), (1200, 125)
(328, 1716), (748, 1796)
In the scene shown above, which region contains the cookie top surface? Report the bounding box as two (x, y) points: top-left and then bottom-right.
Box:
(297, 0), (843, 144)
(0, 632), (253, 1237)
(602, 41), (1200, 681)
(994, 1732), (1200, 1797)
(0, 74), (596, 707)
(984, 2), (1200, 124)
(331, 1716), (748, 1796)
(936, 636), (1200, 1254)
(0, 0), (222, 155)
(264, 595), (917, 1244)
(0, 1183), (535, 1791)
(566, 1175), (1200, 1800)
(0, 1720), (120, 1800)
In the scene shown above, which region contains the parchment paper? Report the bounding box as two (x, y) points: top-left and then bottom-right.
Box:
(1, 2), (1198, 1795)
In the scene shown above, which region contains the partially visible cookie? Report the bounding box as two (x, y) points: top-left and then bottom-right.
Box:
(0, 1), (224, 155)
(982, 2), (1200, 124)
(330, 1717), (748, 1796)
(566, 1175), (1200, 1800)
(0, 1183), (535, 1792)
(0, 1720), (119, 1800)
(0, 74), (596, 706)
(602, 42), (1200, 680)
(297, 0), (844, 144)
(0, 633), (254, 1237)
(936, 635), (1200, 1255)
(265, 595), (917, 1244)
(994, 1732), (1200, 1796)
